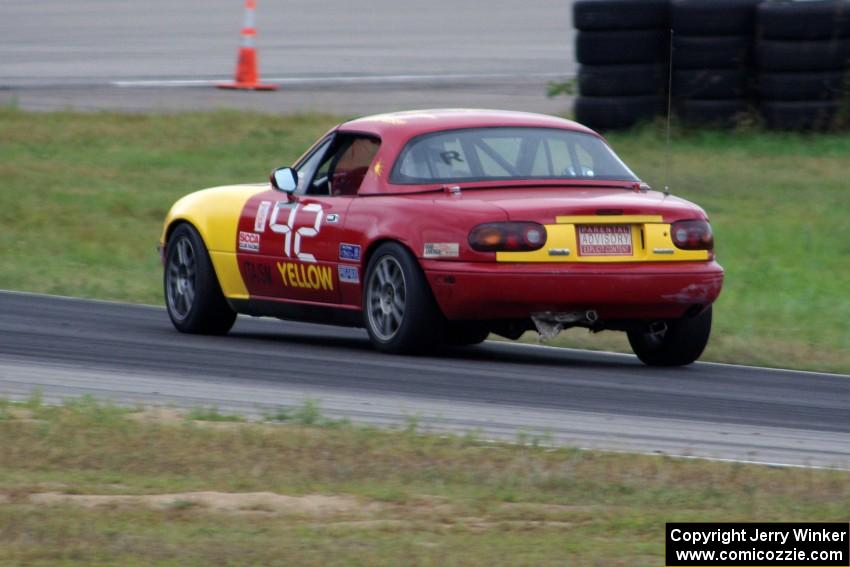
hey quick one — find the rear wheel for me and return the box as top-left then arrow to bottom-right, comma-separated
363,242 -> 442,354
627,306 -> 712,367
164,223 -> 236,335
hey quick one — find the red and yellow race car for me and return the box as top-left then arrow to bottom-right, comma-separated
160,109 -> 723,366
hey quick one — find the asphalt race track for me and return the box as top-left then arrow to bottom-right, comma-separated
1,0 -> 575,114
1,290 -> 848,469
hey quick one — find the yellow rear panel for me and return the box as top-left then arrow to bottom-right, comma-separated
496,215 -> 709,263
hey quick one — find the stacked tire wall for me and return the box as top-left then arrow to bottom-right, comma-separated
756,0 -> 850,129
573,0 -> 670,130
670,0 -> 759,127
572,0 -> 850,131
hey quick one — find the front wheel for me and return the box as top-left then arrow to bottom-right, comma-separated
164,223 -> 236,335
627,307 -> 713,367
363,242 -> 443,354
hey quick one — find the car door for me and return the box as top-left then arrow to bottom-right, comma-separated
235,133 -> 379,306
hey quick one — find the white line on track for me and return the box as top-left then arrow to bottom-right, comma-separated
110,72 -> 571,88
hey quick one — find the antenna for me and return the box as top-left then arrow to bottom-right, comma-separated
663,28 -> 674,197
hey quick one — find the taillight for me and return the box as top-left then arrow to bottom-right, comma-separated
671,220 -> 714,250
469,222 -> 547,252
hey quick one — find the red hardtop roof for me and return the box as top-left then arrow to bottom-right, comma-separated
339,108 -> 596,140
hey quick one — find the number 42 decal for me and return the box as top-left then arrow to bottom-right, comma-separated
259,201 -> 324,263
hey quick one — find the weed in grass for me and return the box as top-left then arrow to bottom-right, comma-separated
261,407 -> 292,422
291,398 -> 321,426
186,406 -> 245,423
403,414 -> 422,434
23,388 -> 43,412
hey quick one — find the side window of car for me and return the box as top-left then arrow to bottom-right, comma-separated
303,135 -> 380,196
329,137 -> 380,196
295,139 -> 332,193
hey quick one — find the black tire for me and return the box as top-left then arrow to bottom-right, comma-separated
673,68 -> 748,99
164,223 -> 237,335
574,0 -> 670,31
671,0 -> 761,36
576,30 -> 669,65
757,0 -> 850,41
627,306 -> 712,367
363,242 -> 443,354
574,95 -> 662,130
756,38 -> 850,71
677,98 -> 750,127
578,64 -> 666,96
444,322 -> 490,347
761,100 -> 842,130
673,35 -> 751,69
758,71 -> 848,101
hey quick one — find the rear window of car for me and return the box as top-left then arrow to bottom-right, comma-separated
390,127 -> 638,184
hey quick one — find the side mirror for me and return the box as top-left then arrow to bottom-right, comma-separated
270,167 -> 298,193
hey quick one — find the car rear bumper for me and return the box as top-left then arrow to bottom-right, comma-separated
422,260 -> 724,321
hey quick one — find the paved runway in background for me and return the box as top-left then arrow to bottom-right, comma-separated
0,0 -> 575,114
2,291 -> 849,469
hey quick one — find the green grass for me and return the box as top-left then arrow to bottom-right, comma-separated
1,397 -> 849,566
0,109 -> 847,373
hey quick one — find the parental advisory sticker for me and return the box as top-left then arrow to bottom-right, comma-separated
666,523 -> 849,566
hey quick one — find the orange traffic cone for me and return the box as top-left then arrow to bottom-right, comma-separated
218,0 -> 277,90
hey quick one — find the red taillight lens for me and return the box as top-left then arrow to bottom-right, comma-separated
469,222 -> 547,252
671,220 -> 714,251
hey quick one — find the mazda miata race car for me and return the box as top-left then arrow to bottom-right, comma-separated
160,109 -> 723,366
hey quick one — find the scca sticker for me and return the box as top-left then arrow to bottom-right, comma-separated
239,231 -> 261,252
277,261 -> 334,291
339,243 -> 361,262
338,265 -> 359,284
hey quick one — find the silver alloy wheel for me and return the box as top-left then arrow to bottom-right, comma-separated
166,236 -> 196,321
366,255 -> 407,341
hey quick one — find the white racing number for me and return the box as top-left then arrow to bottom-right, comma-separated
267,202 -> 324,262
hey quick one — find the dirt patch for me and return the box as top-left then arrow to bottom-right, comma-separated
28,491 -> 377,516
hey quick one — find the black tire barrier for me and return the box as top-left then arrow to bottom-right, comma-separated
574,95 -> 663,130
761,99 -> 842,129
578,64 -> 667,96
573,0 -> 670,31
757,0 -> 850,41
672,35 -> 751,69
569,0 -> 850,131
673,68 -> 748,99
758,71 -> 848,100
671,0 -> 762,36
677,98 -> 750,127
576,30 -> 669,65
756,38 -> 850,71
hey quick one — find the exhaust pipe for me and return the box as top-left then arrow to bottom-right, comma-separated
532,310 -> 601,341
